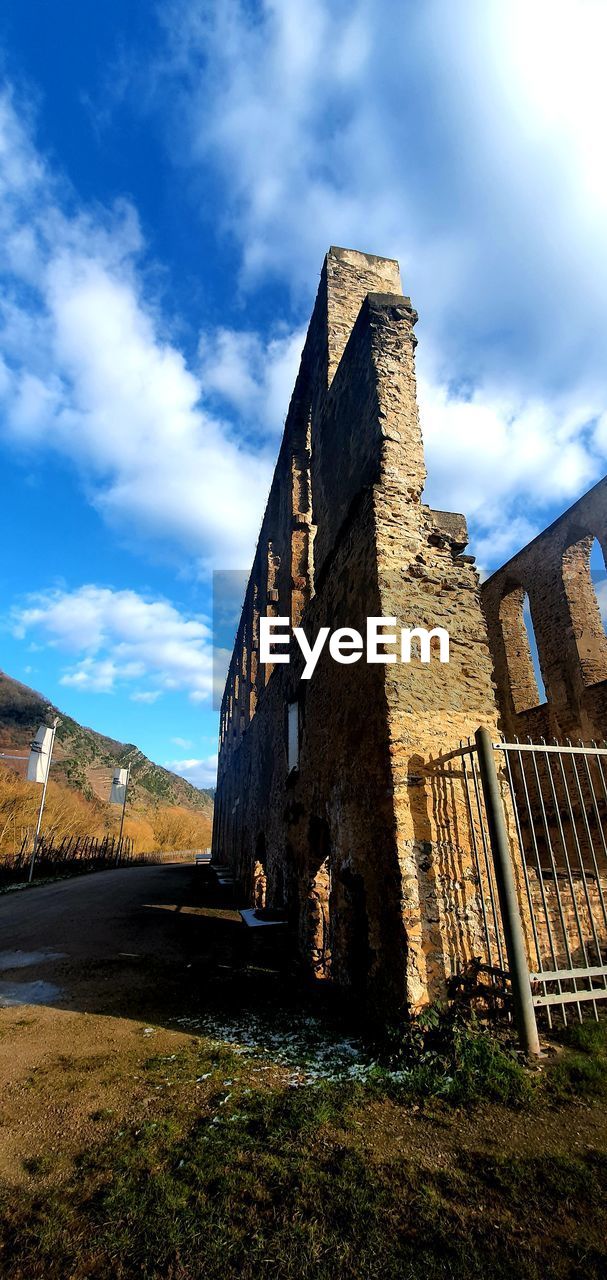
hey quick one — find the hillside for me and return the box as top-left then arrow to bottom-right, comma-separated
0,669 -> 214,831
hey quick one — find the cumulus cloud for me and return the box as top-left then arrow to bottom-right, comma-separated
418,379 -> 603,568
158,0 -> 607,377
0,89 -> 272,572
11,584 -> 214,702
61,657 -> 128,694
164,754 -> 218,788
3,3 -> 607,587
197,325 -> 305,433
151,0 -> 607,568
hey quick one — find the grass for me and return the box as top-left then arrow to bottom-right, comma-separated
377,1005 -> 535,1107
1,1015 -> 607,1280
546,1017 -> 607,1101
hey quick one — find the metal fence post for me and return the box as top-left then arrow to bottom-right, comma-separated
475,727 -> 540,1057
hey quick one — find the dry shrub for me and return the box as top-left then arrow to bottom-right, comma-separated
151,805 -> 212,852
121,814 -> 156,853
0,765 -> 212,859
0,768 -> 103,854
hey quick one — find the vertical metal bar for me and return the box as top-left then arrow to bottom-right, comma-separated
115,764 -> 131,866
463,741 -> 505,1006
585,744 -> 607,929
28,718 -> 58,884
475,728 -> 540,1057
568,743 -> 607,936
461,742 -> 493,969
541,739 -> 591,1019
502,745 -> 551,1026
528,740 -> 581,1020
469,744 -> 506,972
513,741 -> 566,1024
556,745 -> 605,1015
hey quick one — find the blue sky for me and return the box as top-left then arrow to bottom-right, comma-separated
0,0 -> 606,788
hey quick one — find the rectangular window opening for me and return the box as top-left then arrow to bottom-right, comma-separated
287,700 -> 300,773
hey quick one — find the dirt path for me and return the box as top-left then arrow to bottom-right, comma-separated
1,865 -> 607,1279
0,864 -> 217,1183
1,863 -> 606,1232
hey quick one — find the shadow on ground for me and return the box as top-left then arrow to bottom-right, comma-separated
0,863 -> 353,1042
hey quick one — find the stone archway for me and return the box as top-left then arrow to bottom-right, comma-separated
306,817 -> 332,978
252,832 -> 267,910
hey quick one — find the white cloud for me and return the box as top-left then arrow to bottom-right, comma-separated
61,657 -> 125,694
0,89 -> 272,572
164,754 -> 218,788
151,0 -> 607,568
11,584 -> 214,702
417,377 -> 602,567
158,0 -> 607,374
171,735 -> 193,748
198,325 -> 305,433
3,4 -> 607,588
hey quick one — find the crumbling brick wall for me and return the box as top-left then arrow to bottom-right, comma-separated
480,478 -> 607,744
480,485 -> 607,979
212,247 -> 502,1018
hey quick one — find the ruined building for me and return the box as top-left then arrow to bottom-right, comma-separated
481,477 -> 607,744
212,247 -> 505,1017
479,481 -> 607,1021
211,247 -> 607,1030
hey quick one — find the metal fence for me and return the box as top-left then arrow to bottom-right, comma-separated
455,730 -> 607,1049
0,830 -> 136,885
497,739 -> 607,1023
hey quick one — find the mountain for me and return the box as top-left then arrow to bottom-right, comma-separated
0,669 -> 214,820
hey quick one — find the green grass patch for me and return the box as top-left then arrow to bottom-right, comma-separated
2,1070 -> 606,1279
379,1006 -> 535,1107
546,1017 -> 607,1101
1,1033 -> 607,1280
21,1152 -> 57,1179
2,1014 -> 607,1278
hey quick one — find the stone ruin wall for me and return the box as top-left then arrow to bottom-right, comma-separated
481,482 -> 607,974
212,247 -> 505,1019
481,477 -> 607,745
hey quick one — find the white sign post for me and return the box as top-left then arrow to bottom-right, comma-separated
27,718 -> 59,883
110,765 -> 131,865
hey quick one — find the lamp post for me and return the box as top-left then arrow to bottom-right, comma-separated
110,764 -> 131,865
27,717 -> 59,883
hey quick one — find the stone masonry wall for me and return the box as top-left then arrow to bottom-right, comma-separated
481,477 -> 607,744
212,247 -> 502,1019
480,481 -> 607,980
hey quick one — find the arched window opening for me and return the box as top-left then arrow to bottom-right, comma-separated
252,833 -> 267,910
283,843 -> 300,933
306,817 -> 332,979
265,541 -> 281,685
287,699 -> 300,773
499,584 -> 546,713
273,863 -> 285,911
522,594 -> 547,706
290,427 -> 315,626
563,533 -> 607,685
249,583 -> 260,719
590,538 -> 607,637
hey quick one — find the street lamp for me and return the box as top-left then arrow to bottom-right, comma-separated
109,765 -> 131,865
27,717 -> 59,882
